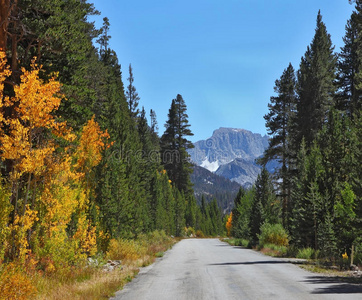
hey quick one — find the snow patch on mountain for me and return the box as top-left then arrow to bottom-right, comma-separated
200,157 -> 219,173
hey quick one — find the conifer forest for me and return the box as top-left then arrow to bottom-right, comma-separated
0,0 -> 361,298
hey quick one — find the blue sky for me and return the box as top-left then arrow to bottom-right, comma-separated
89,0 -> 355,142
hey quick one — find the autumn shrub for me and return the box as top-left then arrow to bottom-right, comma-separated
185,227 -> 195,237
258,223 -> 289,247
225,212 -> 232,237
107,239 -> 147,261
140,230 -> 174,254
196,230 -> 205,238
0,262 -> 36,300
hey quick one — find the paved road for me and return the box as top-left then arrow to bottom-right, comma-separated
111,239 -> 362,300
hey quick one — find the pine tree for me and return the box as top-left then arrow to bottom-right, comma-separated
296,11 -> 337,148
126,64 -> 140,119
174,189 -> 186,236
337,10 -> 361,117
317,212 -> 337,260
352,1 -> 362,118
291,141 -> 325,249
185,195 -> 197,228
161,94 -> 194,195
149,109 -> 160,148
263,63 -> 297,226
231,187 -> 254,239
97,17 -> 111,56
208,199 -> 223,236
248,168 -> 277,245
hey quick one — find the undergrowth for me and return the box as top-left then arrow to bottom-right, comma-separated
0,230 -> 175,300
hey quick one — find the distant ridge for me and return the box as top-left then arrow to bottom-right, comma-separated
188,127 -> 274,188
191,165 -> 241,213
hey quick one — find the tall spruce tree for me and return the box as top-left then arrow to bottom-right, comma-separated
351,1 -> 362,117
263,63 -> 297,227
161,94 -> 194,195
296,11 -> 337,148
126,64 -> 140,119
231,187 -> 254,239
337,9 -> 361,116
291,141 -> 325,249
96,17 -> 111,56
249,168 -> 277,245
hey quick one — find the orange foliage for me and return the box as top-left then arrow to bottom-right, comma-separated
0,263 -> 36,300
226,212 -> 232,237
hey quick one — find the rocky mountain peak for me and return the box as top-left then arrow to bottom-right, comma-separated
188,127 -> 269,170
188,128 -> 273,188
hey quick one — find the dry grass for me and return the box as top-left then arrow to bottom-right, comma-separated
33,231 -> 176,300
35,263 -> 140,300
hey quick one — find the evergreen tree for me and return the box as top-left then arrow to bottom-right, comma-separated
231,187 -> 245,237
352,1 -> 362,119
337,9 -> 361,117
185,195 -> 198,228
161,94 -> 194,195
263,63 -> 297,226
296,11 -> 337,148
291,141 -> 325,249
126,64 -> 140,119
150,109 -> 159,134
317,212 -> 337,260
174,189 -> 186,236
97,17 -> 111,56
149,109 -> 160,148
231,188 -> 254,239
249,168 -> 277,245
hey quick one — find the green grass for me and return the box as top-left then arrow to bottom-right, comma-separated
155,252 -> 164,257
296,247 -> 315,259
222,238 -> 249,248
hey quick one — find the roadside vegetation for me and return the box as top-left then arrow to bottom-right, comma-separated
0,0 -> 361,298
0,230 -> 175,300
222,1 -> 362,280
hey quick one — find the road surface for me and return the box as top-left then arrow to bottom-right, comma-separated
111,238 -> 362,300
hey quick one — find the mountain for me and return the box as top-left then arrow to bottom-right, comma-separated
188,128 -> 273,188
191,165 -> 241,213
215,158 -> 261,189
189,127 -> 269,171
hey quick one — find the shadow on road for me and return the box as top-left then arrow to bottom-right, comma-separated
209,260 -> 289,266
302,276 -> 362,294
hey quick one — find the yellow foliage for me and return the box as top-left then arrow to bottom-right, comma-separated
107,239 -> 147,261
75,116 -> 110,174
0,263 -> 36,300
73,214 -> 97,258
0,51 -> 108,295
0,57 -> 73,181
9,206 -> 38,263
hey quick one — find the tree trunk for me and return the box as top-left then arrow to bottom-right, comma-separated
0,0 -> 10,51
